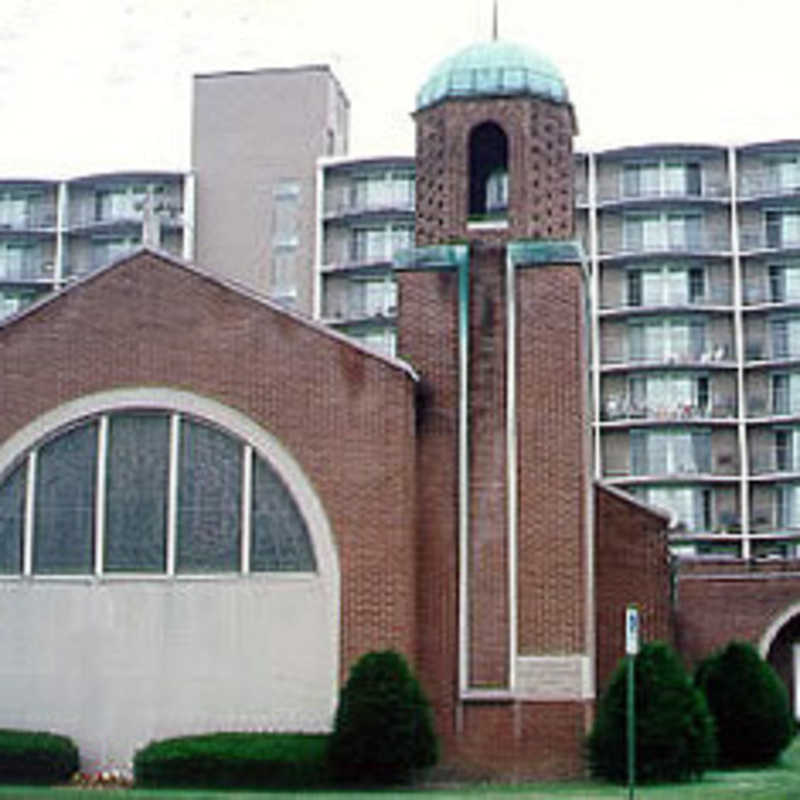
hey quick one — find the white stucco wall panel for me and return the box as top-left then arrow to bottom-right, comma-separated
0,574 -> 337,770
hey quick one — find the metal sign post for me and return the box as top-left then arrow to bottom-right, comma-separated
625,605 -> 639,800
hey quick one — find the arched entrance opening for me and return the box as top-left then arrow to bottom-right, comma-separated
760,604 -> 800,721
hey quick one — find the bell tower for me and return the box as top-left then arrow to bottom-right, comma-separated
397,39 -> 593,777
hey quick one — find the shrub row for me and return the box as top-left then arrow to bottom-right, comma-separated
133,731 -> 330,789
589,640 -> 796,784
0,729 -> 78,785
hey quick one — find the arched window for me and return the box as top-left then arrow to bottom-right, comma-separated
0,410 -> 316,576
468,121 -> 509,219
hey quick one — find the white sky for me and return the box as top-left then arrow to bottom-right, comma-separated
1,0 -> 799,178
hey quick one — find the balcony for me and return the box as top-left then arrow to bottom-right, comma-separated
323,189 -> 415,221
601,395 -> 736,424
743,340 -> 800,366
739,169 -> 800,201
0,203 -> 57,232
601,232 -> 730,259
600,284 -> 733,315
740,231 -> 800,254
601,343 -> 734,370
0,258 -> 55,285
597,182 -> 730,206
749,450 -> 800,477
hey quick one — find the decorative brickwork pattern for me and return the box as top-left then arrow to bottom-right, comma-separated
0,251 -> 419,680
414,96 -> 575,246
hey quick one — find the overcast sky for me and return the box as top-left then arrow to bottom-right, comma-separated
1,0 -> 799,178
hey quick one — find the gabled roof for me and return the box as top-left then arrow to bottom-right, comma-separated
0,247 -> 418,382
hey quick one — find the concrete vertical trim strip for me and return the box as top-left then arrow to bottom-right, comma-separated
241,444 -> 253,574
94,415 -> 109,576
587,153 -> 602,480
729,145 -> 750,559
458,253 -> 470,694
506,246 -> 518,691
23,450 -> 36,576
182,173 -> 196,263
313,160 -> 325,320
54,181 -> 67,288
167,413 -> 180,576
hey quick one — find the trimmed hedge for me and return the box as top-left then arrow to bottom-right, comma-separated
0,729 -> 79,785
695,641 -> 795,767
328,650 -> 438,785
133,732 -> 329,789
588,641 -> 716,783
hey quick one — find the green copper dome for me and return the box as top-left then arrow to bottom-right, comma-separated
416,40 -> 568,111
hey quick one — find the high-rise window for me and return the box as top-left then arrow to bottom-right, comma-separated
770,316 -> 800,359
629,318 -> 705,362
624,213 -> 702,252
623,161 -> 702,198
645,486 -> 712,531
627,265 -> 705,306
766,210 -> 800,249
628,373 -> 709,416
772,372 -> 800,414
630,429 -> 711,475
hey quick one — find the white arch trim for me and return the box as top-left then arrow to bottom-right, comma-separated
0,386 -> 339,590
759,602 -> 800,658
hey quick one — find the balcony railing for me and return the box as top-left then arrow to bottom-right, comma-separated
323,192 -> 415,220
740,231 -> 800,252
0,259 -> 54,283
743,341 -> 800,363
750,450 -> 800,475
0,205 -> 57,231
739,170 -> 800,200
601,396 -> 736,422
603,232 -> 730,257
68,206 -> 183,230
598,182 -> 730,205
602,343 -> 733,367
602,284 -> 733,311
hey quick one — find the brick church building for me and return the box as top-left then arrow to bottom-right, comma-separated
0,37 -> 797,779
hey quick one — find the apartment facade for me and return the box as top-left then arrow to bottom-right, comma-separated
315,141 -> 800,563
316,156 -> 415,356
0,172 -> 192,321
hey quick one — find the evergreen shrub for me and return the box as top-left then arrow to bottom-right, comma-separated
0,729 -> 79,785
133,732 -> 329,789
588,641 -> 715,783
328,650 -> 438,785
695,641 -> 794,767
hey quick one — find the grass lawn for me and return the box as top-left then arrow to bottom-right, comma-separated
0,736 -> 797,799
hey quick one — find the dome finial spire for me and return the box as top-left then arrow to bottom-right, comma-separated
492,0 -> 499,40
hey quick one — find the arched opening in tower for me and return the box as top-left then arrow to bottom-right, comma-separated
468,122 -> 509,219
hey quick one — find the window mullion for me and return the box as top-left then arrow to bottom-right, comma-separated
241,445 -> 252,575
167,413 -> 180,576
23,450 -> 36,576
94,415 -> 109,576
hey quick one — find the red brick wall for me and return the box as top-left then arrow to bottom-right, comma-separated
594,485 -> 674,692
396,266 -> 461,740
414,96 -> 575,246
468,245 -> 509,686
517,263 -> 589,654
675,559 -> 800,664
0,252 -> 419,679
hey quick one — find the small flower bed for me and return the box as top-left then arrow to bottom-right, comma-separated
70,768 -> 133,789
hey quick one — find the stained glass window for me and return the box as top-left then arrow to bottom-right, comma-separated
33,421 -> 97,574
105,413 -> 170,572
177,419 -> 241,573
0,461 -> 25,573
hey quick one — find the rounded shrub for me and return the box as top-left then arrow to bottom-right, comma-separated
328,650 -> 437,785
695,641 -> 794,767
0,729 -> 79,785
588,641 -> 715,783
133,732 -> 329,789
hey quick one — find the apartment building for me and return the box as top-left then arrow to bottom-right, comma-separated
315,156 -> 415,356
0,172 -> 191,320
192,65 -> 349,312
